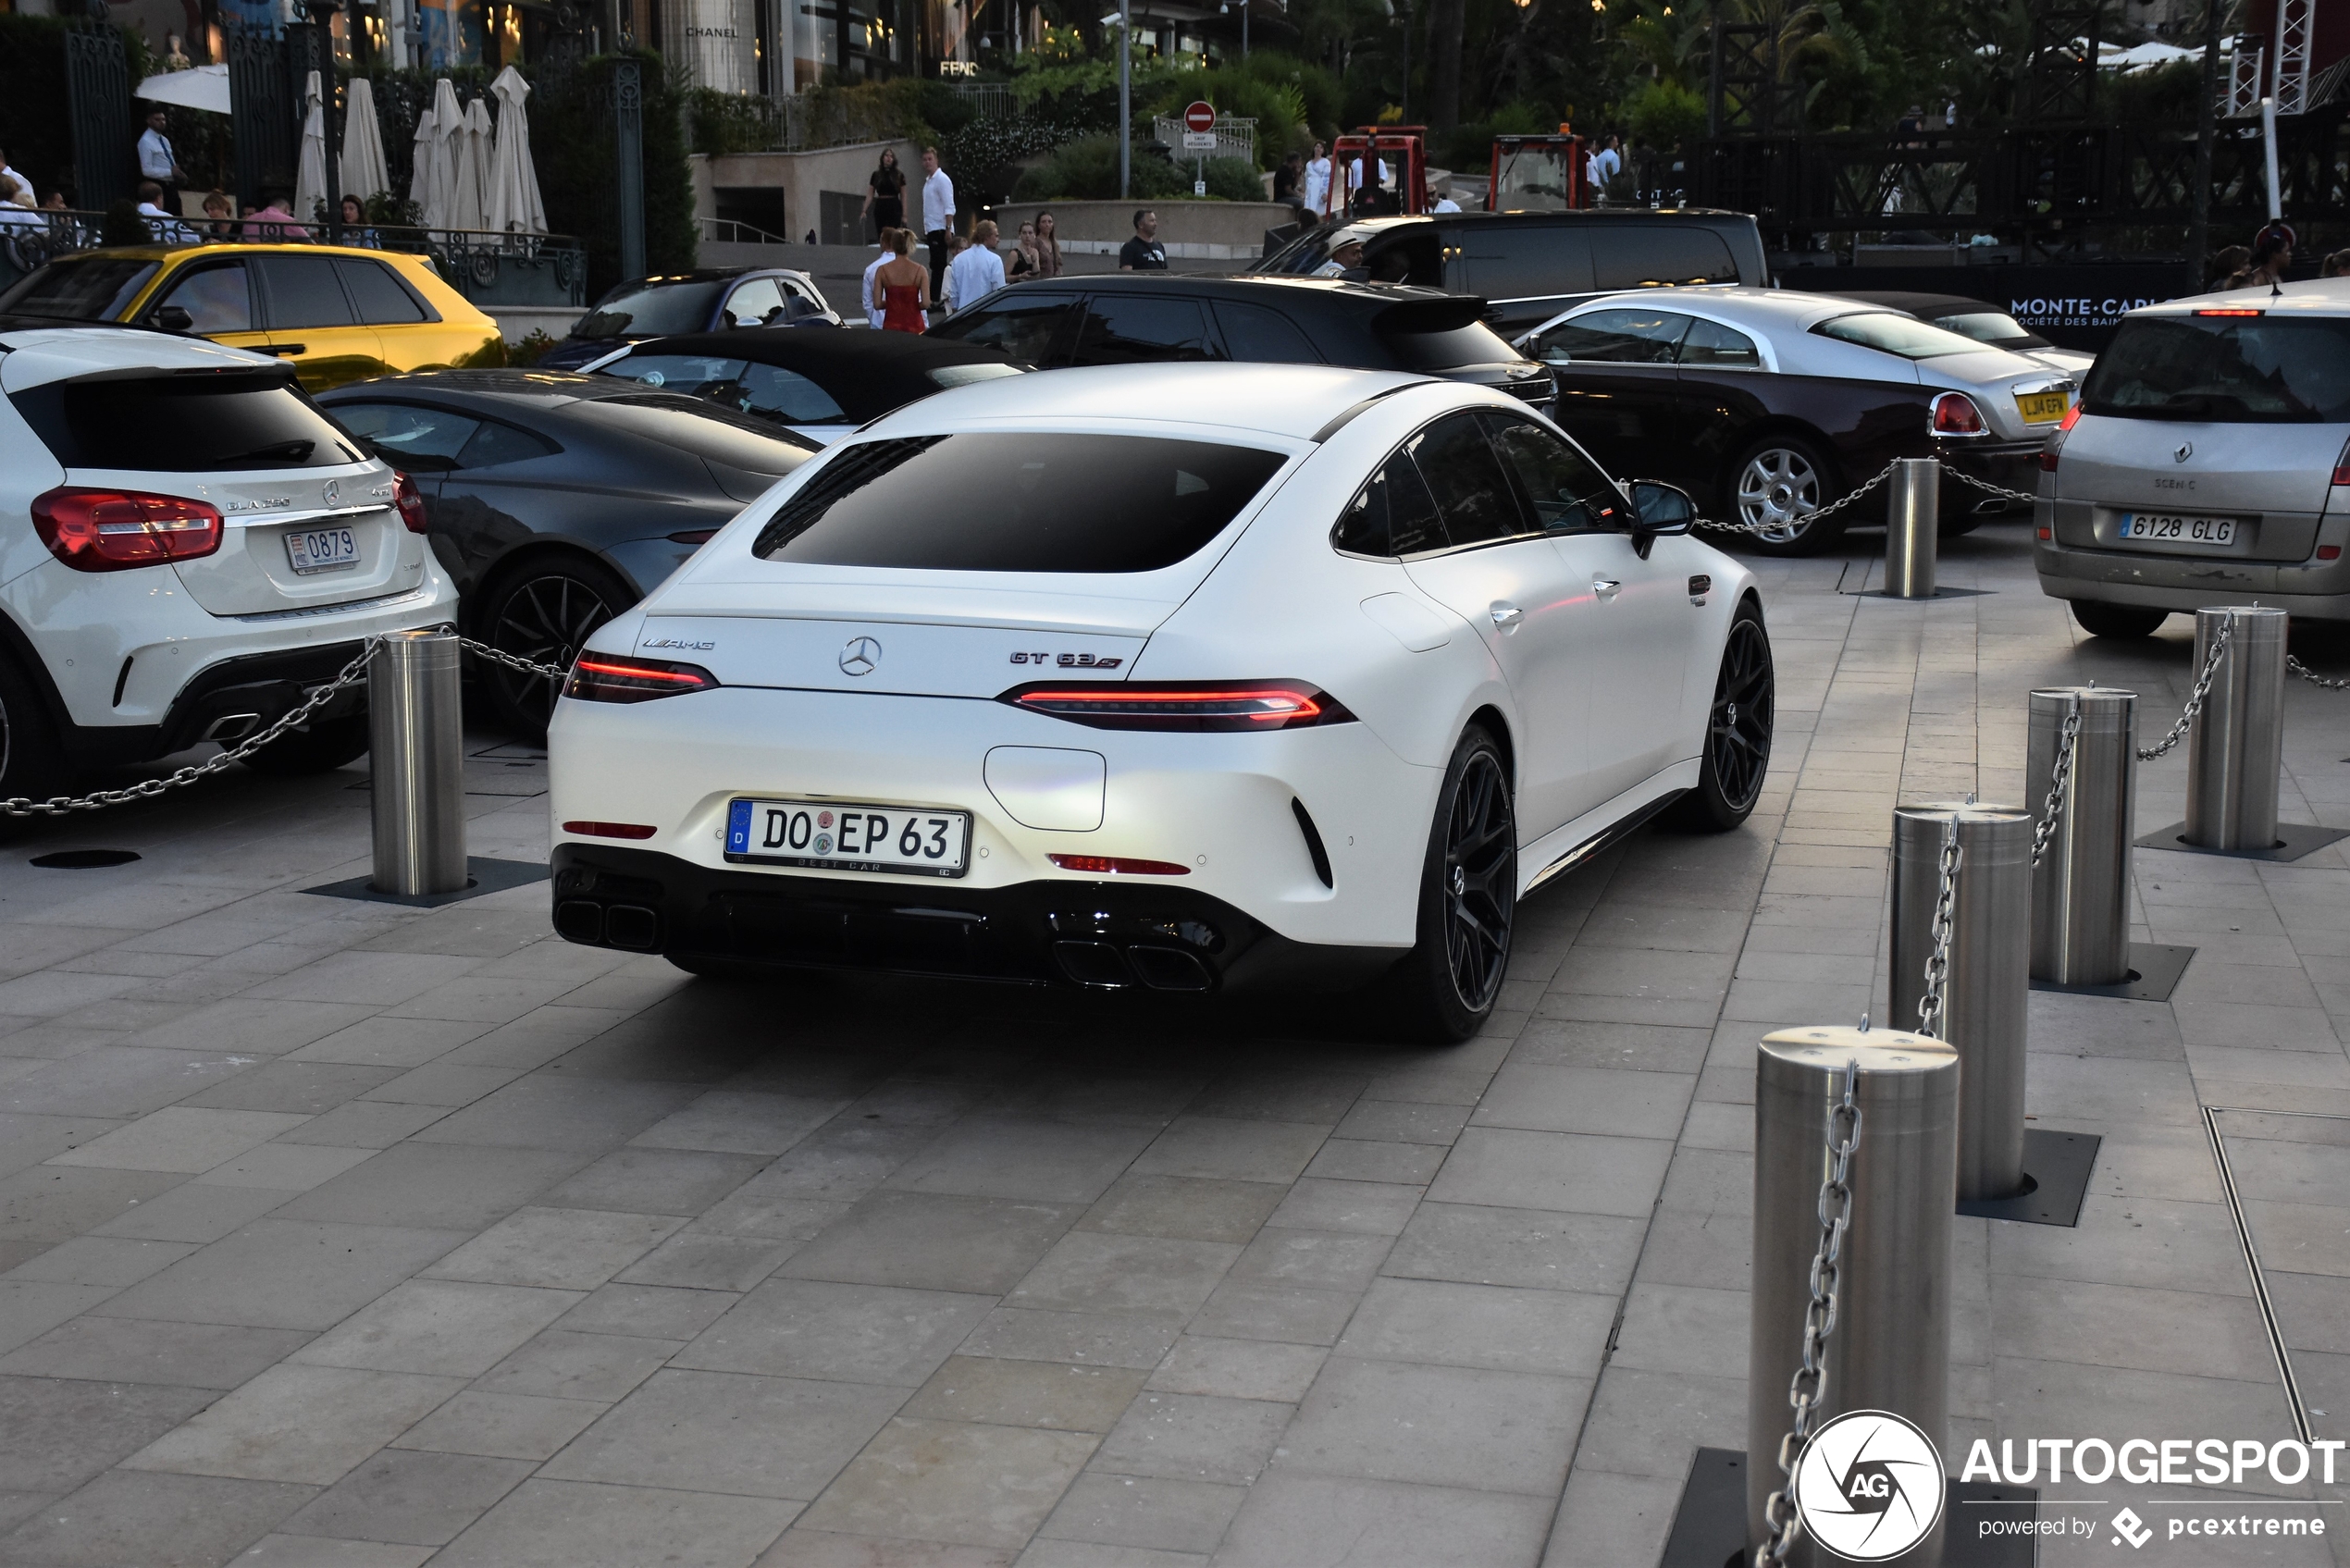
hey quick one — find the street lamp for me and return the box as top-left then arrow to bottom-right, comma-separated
1101,3 -> 1129,198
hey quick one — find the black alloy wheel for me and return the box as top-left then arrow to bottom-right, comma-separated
479,557 -> 634,741
0,653 -> 68,836
1668,603 -> 1775,833
1392,726 -> 1517,1042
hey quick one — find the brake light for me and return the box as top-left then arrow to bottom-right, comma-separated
2195,308 -> 2263,316
393,471 -> 428,534
2058,404 -> 2083,432
1047,854 -> 1190,876
2319,545 -> 2343,560
1004,682 -> 1351,733
2334,436 -> 2350,486
1929,392 -> 1985,437
562,656 -> 719,703
31,488 -> 223,572
563,821 -> 658,839
2040,451 -> 2059,473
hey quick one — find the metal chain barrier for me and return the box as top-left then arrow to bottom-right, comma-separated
2029,696 -> 2083,869
1913,819 -> 1963,1041
1753,1055 -> 1865,1568
0,636 -> 567,820
1937,465 -> 2040,508
2137,614 -> 2233,761
1693,462 -> 1900,538
2287,655 -> 2350,691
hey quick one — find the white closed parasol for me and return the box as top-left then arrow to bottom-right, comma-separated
485,66 -> 546,235
406,98 -> 438,220
423,77 -> 465,230
453,93 -> 496,233
292,69 -> 328,227
340,76 -> 392,204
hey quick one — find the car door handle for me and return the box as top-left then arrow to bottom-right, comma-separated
1592,577 -> 1622,600
258,343 -> 306,356
1490,602 -> 1523,630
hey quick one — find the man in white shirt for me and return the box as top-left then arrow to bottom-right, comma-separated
0,148 -> 32,207
946,219 -> 1005,314
920,146 -> 955,304
137,109 -> 186,213
135,180 -> 194,243
1587,134 -> 1621,201
1301,142 -> 1330,218
860,229 -> 894,327
1345,153 -> 1393,214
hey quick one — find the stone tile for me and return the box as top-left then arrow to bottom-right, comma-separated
292,1279 -> 581,1378
1263,1179 -> 1423,1238
1008,1232 -> 1242,1320
796,1417 -> 1100,1548
4,1235 -> 193,1287
390,1390 -> 606,1463
1569,1364 -> 1745,1481
1130,1117 -> 1330,1185
781,1191 -> 1080,1295
957,1308 -> 1181,1371
1335,1278 -> 1615,1377
629,1091 -> 849,1155
1215,1471 -> 1554,1567
1013,1542 -> 1202,1567
409,1076 -> 700,1151
1330,1099 -> 1472,1146
273,1101 -> 451,1150
676,1278 -> 996,1386
432,1478 -> 799,1568
1146,1337 -> 1327,1404
1425,1129 -> 1675,1217
903,1355 -> 1147,1433
1300,1140 -> 1445,1185
194,1142 -> 379,1191
1470,1063 -> 1695,1141
359,1062 -> 527,1108
1381,1204 -> 1647,1294
1276,1357 -> 1590,1495
1228,1228 -> 1391,1293
239,1537 -> 437,1566
0,1164 -> 185,1244
274,1143 -> 588,1231
422,1207 -> 684,1291
0,1374 -> 216,1494
615,1231 -> 799,1292
0,1469 -> 315,1568
180,1063 -> 403,1117
283,1017 -> 493,1069
761,1529 -> 1018,1566
130,998 -> 380,1056
472,1328 -> 677,1402
542,1146 -> 769,1216
1540,1467 -> 1685,1568
1991,1275 -> 2277,1383
98,1219 -> 467,1330
876,1117 -> 1159,1204
1095,1391 -> 1292,1485
276,1448 -> 534,1547
1186,1281 -> 1360,1347
1079,1175 -> 1288,1245
86,1180 -> 291,1244
542,1368 -> 903,1499
0,1316 -> 310,1389
1035,1473 -> 1243,1555
123,1363 -> 465,1485
1184,1074 -> 1364,1126
700,1120 -> 938,1207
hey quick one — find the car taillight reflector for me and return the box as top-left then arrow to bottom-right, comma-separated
563,821 -> 659,839
2040,451 -> 2059,472
2320,545 -> 2344,561
1048,854 -> 1190,876
2195,307 -> 2264,316
393,471 -> 428,534
1929,391 -> 1985,437
2058,404 -> 2083,432
563,656 -> 719,703
31,488 -> 222,572
1004,683 -> 1350,733
2038,526 -> 2053,540
2333,437 -> 2350,486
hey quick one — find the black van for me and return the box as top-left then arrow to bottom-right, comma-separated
1254,210 -> 1771,339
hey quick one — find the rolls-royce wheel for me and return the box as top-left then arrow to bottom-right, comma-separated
1726,435 -> 1847,557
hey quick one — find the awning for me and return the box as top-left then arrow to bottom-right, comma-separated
136,64 -> 231,116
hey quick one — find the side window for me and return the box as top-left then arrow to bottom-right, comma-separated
1459,227 -> 1593,302
1485,414 -> 1626,534
934,293 -> 1080,365
782,280 -> 829,322
336,259 -> 428,325
254,254 -> 355,329
723,278 -> 786,327
331,401 -> 480,469
1531,308 -> 1689,365
738,364 -> 849,423
149,260 -> 252,334
455,420 -> 559,469
1679,316 -> 1761,367
1070,296 -> 1222,365
1212,302 -> 1322,365
1588,228 -> 1739,290
1334,446 -> 1447,558
1407,412 -> 1531,548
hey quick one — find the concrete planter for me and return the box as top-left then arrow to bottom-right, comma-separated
984,199 -> 1299,261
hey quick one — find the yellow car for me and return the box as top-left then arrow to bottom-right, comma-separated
0,242 -> 504,390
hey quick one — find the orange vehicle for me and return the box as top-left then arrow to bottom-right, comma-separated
1325,127 -> 1433,217
1488,130 -> 1586,212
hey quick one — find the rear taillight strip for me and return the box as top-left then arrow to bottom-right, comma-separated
563,657 -> 720,704
1002,682 -> 1351,733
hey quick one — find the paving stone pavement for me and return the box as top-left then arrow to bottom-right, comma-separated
0,522 -> 2344,1566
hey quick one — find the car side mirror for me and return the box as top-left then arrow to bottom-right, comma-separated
1626,480 -> 1696,558
152,304 -> 193,332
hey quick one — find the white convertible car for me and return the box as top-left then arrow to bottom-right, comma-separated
546,364 -> 1772,1039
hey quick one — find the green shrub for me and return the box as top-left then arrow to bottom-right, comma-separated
1012,134 -> 1189,202
1624,79 -> 1705,154
528,53 -> 698,298
1201,156 -> 1263,202
505,328 -> 558,366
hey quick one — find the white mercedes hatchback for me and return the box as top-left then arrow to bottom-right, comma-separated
547,364 -> 1772,1039
0,320 -> 456,804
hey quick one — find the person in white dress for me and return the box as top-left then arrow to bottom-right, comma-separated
1301,142 -> 1330,219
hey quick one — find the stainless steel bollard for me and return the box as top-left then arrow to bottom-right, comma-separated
1884,457 -> 1939,599
369,629 -> 467,896
2028,687 -> 2138,985
1748,1026 -> 1958,1568
2183,605 -> 2289,852
1891,802 -> 2032,1202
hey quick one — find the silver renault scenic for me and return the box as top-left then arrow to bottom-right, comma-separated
2035,280 -> 2350,634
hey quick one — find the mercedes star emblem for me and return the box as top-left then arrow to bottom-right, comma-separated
2174,442 -> 2193,463
838,636 -> 882,677
322,478 -> 340,505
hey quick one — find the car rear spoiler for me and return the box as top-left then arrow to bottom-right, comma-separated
1369,295 -> 1492,336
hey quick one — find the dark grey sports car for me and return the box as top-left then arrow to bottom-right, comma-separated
316,370 -> 817,737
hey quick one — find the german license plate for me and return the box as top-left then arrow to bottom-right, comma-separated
2121,513 -> 2236,545
725,797 -> 971,878
284,525 -> 361,574
2016,390 -> 2071,424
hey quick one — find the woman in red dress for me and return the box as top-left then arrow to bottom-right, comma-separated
875,228 -> 930,333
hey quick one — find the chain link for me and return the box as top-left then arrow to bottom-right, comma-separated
2287,655 -> 2350,691
0,636 -> 567,820
2029,698 -> 2083,870
1913,819 -> 1963,1041
1693,462 -> 1901,538
1754,1056 -> 1865,1568
2136,613 -> 2233,761
1937,466 -> 2040,507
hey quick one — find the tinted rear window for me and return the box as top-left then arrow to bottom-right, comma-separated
256,254 -> 355,329
573,394 -> 817,469
593,352 -> 850,424
0,255 -> 159,320
337,259 -> 429,324
752,433 -> 1287,573
1384,320 -> 1522,370
2082,315 -> 2350,422
573,279 -> 726,340
1588,228 -> 1739,290
1815,312 -> 1985,360
11,372 -> 368,471
1457,228 -> 1592,301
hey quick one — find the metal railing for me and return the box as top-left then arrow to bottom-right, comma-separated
698,216 -> 796,246
1152,114 -> 1257,168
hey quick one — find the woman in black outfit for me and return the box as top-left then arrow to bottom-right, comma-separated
861,149 -> 907,243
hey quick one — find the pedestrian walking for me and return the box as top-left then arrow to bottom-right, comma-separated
861,148 -> 906,244
1008,220 -> 1045,279
1302,141 -> 1330,217
875,228 -> 931,333
920,145 -> 955,304
138,108 -> 187,215
947,217 -> 1006,312
0,148 -> 32,207
1033,210 -> 1065,277
1119,209 -> 1167,271
861,229 -> 897,327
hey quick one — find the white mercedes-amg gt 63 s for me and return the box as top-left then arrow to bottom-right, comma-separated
546,364 -> 1773,1040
